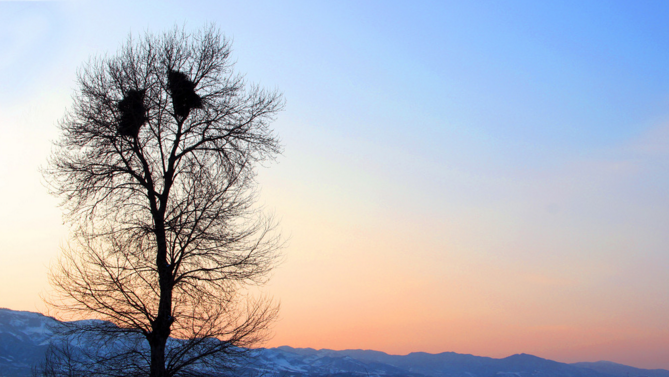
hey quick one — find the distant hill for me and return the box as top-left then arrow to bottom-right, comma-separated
253,347 -> 609,377
573,361 -> 669,377
1,308 -> 667,377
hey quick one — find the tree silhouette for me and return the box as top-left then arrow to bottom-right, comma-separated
41,26 -> 283,377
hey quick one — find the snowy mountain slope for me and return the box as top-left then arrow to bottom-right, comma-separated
0,309 -> 58,377
256,347 -> 611,377
244,347 -> 428,377
1,308 -> 668,377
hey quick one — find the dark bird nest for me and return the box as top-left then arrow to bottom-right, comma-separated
117,89 -> 147,138
168,70 -> 202,118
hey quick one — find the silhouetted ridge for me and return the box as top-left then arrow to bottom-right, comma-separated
504,353 -> 548,361
573,361 -> 669,377
168,70 -> 202,118
117,89 -> 147,137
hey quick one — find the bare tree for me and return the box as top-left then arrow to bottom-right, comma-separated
42,26 -> 283,377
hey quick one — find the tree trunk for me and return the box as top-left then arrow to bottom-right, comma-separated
150,219 -> 173,377
149,336 -> 167,377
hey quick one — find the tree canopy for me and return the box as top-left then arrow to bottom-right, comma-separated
42,26 -> 283,377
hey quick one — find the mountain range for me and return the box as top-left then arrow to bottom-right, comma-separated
1,308 -> 667,377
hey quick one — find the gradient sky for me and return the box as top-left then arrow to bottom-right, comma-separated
2,0 -> 669,370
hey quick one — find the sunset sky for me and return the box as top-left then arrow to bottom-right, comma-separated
3,0 -> 669,370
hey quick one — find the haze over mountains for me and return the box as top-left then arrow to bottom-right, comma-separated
1,308 -> 667,377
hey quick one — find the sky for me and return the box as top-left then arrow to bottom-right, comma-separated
2,0 -> 669,370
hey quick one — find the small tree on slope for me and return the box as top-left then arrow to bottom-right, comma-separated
42,26 -> 283,377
